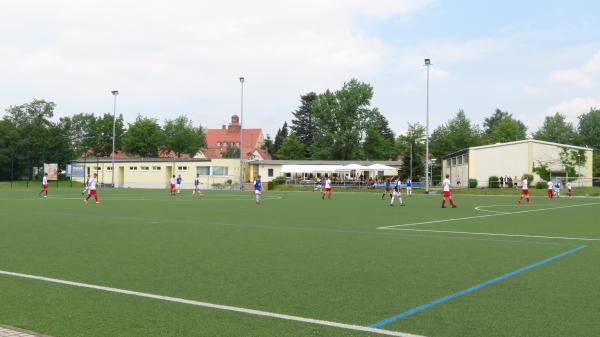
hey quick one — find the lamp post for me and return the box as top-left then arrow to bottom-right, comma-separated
111,90 -> 119,188
424,58 -> 431,193
239,77 -> 245,190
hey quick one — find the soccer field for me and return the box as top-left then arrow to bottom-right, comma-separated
0,188 -> 598,337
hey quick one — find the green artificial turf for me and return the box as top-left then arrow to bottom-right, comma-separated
0,188 -> 598,337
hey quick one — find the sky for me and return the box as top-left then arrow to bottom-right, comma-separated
1,0 -> 600,137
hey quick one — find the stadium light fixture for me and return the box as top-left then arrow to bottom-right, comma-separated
424,59 -> 431,193
111,90 -> 119,188
239,77 -> 245,190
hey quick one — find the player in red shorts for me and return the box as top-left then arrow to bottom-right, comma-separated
321,174 -> 332,200
518,176 -> 532,204
84,173 -> 100,204
566,181 -> 573,198
38,173 -> 49,198
546,180 -> 554,200
441,174 -> 456,208
169,175 -> 177,196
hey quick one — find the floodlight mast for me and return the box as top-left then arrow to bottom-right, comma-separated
111,90 -> 119,188
239,77 -> 245,190
424,59 -> 431,193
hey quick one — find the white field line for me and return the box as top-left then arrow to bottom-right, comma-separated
378,203 -> 600,229
473,206 -> 510,214
379,228 -> 600,241
0,270 -> 424,337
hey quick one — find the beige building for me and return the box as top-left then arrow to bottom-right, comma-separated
442,139 -> 593,187
73,157 -> 243,189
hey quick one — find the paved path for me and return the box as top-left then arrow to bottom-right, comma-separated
0,325 -> 51,337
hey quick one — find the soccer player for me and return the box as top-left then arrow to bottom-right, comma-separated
84,173 -> 100,204
518,176 -> 532,204
381,178 -> 391,199
192,173 -> 204,198
441,174 -> 456,208
169,175 -> 177,196
390,176 -> 405,206
253,175 -> 263,204
546,180 -> 554,200
554,179 -> 561,197
82,174 -> 91,196
38,173 -> 49,198
567,181 -> 573,197
321,174 -> 332,200
406,177 -> 413,197
314,177 -> 322,192
176,174 -> 183,195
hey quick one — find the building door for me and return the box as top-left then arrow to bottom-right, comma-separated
118,166 -> 125,187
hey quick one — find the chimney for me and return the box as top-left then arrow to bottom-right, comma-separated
228,114 -> 241,133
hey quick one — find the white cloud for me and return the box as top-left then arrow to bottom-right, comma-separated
583,51 -> 600,73
549,69 -> 592,87
545,97 -> 600,122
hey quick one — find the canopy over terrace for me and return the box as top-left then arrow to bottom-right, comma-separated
281,164 -> 342,175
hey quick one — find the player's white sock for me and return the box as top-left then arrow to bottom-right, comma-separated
255,195 -> 260,203
390,196 -> 395,205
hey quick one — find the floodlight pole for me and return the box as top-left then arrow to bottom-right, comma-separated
111,90 -> 119,188
424,59 -> 431,193
239,77 -> 245,190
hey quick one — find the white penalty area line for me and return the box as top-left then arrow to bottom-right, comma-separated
378,202 -> 600,229
0,270 -> 424,337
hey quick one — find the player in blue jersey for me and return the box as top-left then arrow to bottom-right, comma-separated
390,176 -> 405,206
253,175 -> 263,204
176,174 -> 183,195
405,177 -> 413,197
192,173 -> 204,198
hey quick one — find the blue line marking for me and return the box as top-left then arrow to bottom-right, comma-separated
369,244 -> 587,329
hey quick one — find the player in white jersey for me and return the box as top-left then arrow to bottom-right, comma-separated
84,173 -> 100,204
566,181 -> 573,197
321,174 -> 332,200
38,173 -> 49,198
518,176 -> 532,204
390,177 -> 405,206
546,180 -> 554,200
192,173 -> 204,198
441,174 -> 456,208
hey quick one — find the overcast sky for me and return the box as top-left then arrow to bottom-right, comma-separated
1,0 -> 600,137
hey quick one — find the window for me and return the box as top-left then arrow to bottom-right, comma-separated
177,166 -> 188,171
106,166 -> 113,171
197,166 -> 210,175
140,166 -> 150,171
268,168 -> 274,177
94,166 -> 102,171
212,166 -> 229,176
151,166 -> 162,171
128,166 -> 138,171
451,158 -> 456,166
446,159 -> 451,167
463,154 -> 469,164
457,156 -> 463,165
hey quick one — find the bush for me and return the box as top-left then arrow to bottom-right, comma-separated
535,181 -> 547,189
523,174 -> 534,184
267,176 -> 286,190
488,176 -> 499,188
468,179 -> 477,188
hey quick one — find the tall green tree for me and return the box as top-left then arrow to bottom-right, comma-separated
163,116 -> 205,157
83,113 -> 125,157
397,123 -> 426,179
122,116 -> 164,157
429,110 -> 481,159
363,110 -> 397,160
310,79 -> 377,160
272,122 -> 289,158
483,109 -> 527,143
261,134 -> 275,156
222,144 -> 240,158
290,92 -> 318,157
276,133 -> 306,160
533,112 -> 577,144
577,108 -> 600,176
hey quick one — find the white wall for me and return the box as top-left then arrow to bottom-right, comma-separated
470,142 -> 530,186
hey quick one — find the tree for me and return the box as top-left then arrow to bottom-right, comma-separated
483,109 -> 527,143
429,110 -> 481,159
310,79 -> 377,160
222,144 -> 240,158
534,112 -> 577,145
290,92 -> 318,157
363,110 -> 397,160
397,123 -> 426,179
276,133 -> 306,160
83,113 -> 125,157
122,116 -> 164,157
578,108 -> 600,149
272,122 -> 289,158
59,113 -> 96,156
261,134 -> 275,156
163,116 -> 205,157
